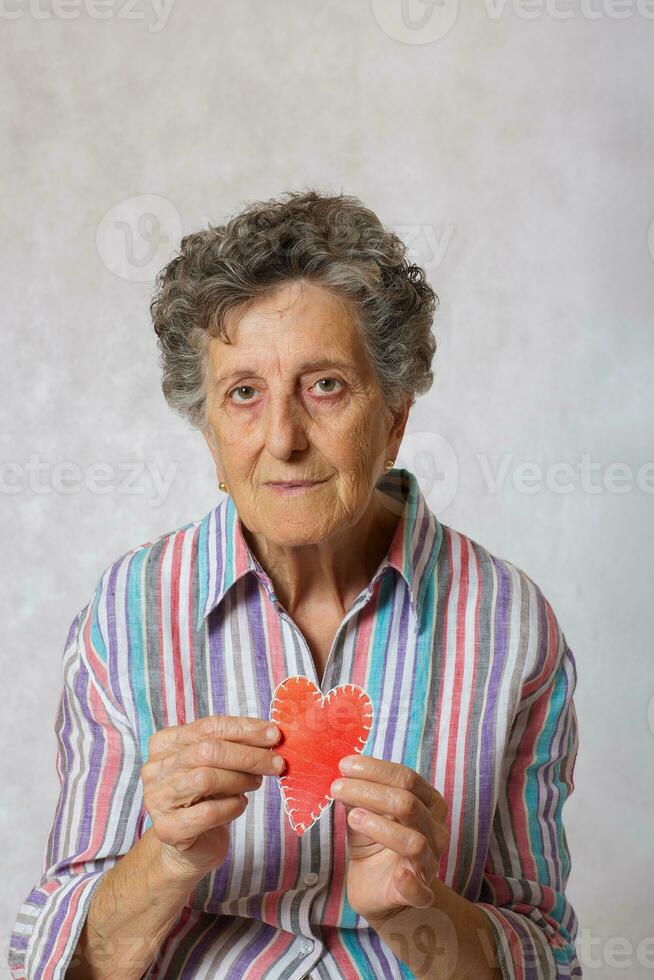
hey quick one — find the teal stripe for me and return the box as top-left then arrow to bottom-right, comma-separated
525,662 -> 569,887
366,572 -> 396,710
196,511 -> 210,625
338,572 -> 396,930
126,548 -> 154,762
402,577 -> 435,772
224,494 -> 237,582
89,582 -> 107,664
557,712 -> 574,884
553,942 -> 577,964
339,930 -> 380,980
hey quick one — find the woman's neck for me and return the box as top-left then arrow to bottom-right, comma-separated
241,486 -> 403,621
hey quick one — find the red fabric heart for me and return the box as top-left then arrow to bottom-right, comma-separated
270,675 -> 374,835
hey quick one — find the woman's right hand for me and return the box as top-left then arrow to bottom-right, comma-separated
140,714 -> 284,881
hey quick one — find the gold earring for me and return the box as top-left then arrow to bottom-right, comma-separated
385,459 -> 395,471
219,480 -> 228,493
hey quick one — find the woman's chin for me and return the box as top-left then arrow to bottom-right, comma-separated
252,499 -> 340,545
256,523 -> 335,548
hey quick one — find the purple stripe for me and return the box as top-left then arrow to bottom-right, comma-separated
36,875 -> 97,980
226,921 -> 279,978
76,655 -> 103,852
367,926 -> 398,978
247,586 -> 282,900
106,559 -> 122,702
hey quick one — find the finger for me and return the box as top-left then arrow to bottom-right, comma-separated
155,794 -> 249,847
339,756 -> 446,815
174,737 -> 285,778
166,767 -> 263,808
394,865 -> 435,909
341,802 -> 385,852
347,808 -> 439,884
150,715 -> 280,756
331,777 -> 442,847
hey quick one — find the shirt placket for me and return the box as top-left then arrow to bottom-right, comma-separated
256,567 -> 388,978
261,567 -> 388,691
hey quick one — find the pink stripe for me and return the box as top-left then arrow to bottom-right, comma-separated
247,929 -> 295,975
522,598 -> 559,699
507,689 -> 551,886
170,531 -> 186,725
478,905 -> 526,980
187,528 -> 199,720
157,536 -> 170,727
76,680 -> 119,863
350,592 -> 377,689
40,877 -> 93,980
322,925 -> 358,976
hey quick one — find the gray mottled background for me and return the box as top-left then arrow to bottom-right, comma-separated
2,1 -> 653,976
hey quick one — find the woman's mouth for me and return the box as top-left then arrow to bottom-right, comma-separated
265,478 -> 329,494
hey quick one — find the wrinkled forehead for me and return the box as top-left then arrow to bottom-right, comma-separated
206,281 -> 371,380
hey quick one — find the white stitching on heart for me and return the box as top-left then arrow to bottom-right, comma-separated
269,676 -> 374,835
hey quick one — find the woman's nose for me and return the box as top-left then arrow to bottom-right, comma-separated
263,395 -> 309,458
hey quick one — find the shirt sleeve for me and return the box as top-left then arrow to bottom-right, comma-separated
475,638 -> 582,980
8,576 -> 145,980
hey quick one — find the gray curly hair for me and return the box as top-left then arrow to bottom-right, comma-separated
150,188 -> 438,430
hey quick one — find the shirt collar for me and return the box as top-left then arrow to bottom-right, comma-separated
195,466 -> 442,629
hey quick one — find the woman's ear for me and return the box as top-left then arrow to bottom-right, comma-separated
387,397 -> 412,457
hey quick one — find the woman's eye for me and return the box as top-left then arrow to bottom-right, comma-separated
228,378 -> 342,404
312,377 -> 343,396
229,385 -> 257,403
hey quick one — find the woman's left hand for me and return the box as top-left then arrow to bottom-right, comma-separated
330,755 -> 450,925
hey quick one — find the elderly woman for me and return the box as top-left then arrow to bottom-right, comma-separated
10,190 -> 581,980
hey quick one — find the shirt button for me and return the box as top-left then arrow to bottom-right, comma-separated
299,939 -> 314,954
303,872 -> 319,886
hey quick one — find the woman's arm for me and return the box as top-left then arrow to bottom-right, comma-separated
474,640 -> 582,979
8,573 -> 191,980
66,827 -> 204,980
331,605 -> 581,979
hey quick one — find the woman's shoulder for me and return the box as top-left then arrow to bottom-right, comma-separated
84,500 -> 224,622
117,514 -> 205,564
436,521 -> 573,699
437,520 -> 562,613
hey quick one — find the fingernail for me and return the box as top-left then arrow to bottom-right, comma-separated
265,725 -> 279,742
339,756 -> 359,773
330,779 -> 344,794
272,754 -> 285,773
348,807 -> 365,824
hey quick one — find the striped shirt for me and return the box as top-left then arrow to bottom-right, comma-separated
8,466 -> 581,980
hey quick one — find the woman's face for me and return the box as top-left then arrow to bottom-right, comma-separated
201,279 -> 410,546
